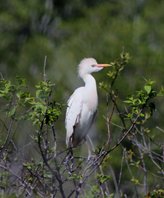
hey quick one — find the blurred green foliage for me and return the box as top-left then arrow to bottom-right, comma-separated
0,0 -> 163,127
0,0 -> 163,84
0,0 -> 164,197
0,51 -> 162,197
0,78 -> 61,125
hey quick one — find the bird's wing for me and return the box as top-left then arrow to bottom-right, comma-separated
65,87 -> 84,147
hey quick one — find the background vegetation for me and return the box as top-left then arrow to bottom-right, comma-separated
0,0 -> 164,197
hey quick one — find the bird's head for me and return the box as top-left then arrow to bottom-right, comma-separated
78,58 -> 110,78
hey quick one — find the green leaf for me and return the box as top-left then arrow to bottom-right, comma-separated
99,81 -> 108,91
144,85 -> 151,94
96,173 -> 111,184
7,106 -> 16,117
131,177 -> 140,185
158,86 -> 164,96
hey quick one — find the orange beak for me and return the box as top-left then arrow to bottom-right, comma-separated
96,63 -> 111,67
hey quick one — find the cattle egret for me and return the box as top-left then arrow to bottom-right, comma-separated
65,58 -> 110,156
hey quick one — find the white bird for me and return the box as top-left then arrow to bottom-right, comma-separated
65,58 -> 110,154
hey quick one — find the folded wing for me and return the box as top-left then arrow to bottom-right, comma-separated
65,87 -> 84,147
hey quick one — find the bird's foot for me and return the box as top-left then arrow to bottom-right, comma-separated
87,153 -> 97,162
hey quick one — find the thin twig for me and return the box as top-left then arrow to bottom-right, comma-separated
0,164 -> 33,196
37,119 -> 66,198
105,103 -> 115,146
118,148 -> 125,188
0,119 -> 14,155
43,55 -> 47,82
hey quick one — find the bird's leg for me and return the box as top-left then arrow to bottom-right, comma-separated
86,137 -> 110,196
65,147 -> 74,173
69,148 -> 74,172
86,135 -> 95,160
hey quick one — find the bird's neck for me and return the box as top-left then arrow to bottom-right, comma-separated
83,74 -> 97,91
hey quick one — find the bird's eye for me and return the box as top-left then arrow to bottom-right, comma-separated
91,64 -> 96,67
